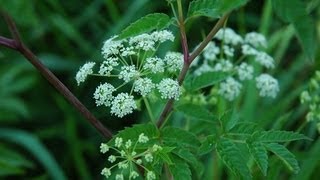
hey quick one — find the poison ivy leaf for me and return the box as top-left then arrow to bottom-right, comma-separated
253,131 -> 311,143
187,0 -> 249,19
169,155 -> 192,180
161,127 -> 200,151
175,103 -> 217,121
247,142 -> 268,176
184,71 -> 230,91
264,143 -> 300,173
271,0 -> 316,60
117,13 -> 171,39
216,138 -> 251,179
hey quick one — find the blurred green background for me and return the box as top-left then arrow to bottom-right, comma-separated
0,0 -> 319,179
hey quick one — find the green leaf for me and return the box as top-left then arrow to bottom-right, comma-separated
169,155 -> 192,180
229,122 -> 259,136
174,148 -> 204,178
253,131 -> 311,143
0,128 -> 66,180
175,103 -> 217,121
198,135 -> 216,155
216,138 -> 251,179
161,127 -> 200,151
264,143 -> 300,173
220,109 -> 239,132
117,13 -> 171,39
184,71 -> 230,91
247,142 -> 268,176
187,0 -> 249,19
271,0 -> 316,60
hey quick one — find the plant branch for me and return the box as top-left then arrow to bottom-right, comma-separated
157,13 -> 230,128
0,11 -> 113,139
189,13 -> 230,63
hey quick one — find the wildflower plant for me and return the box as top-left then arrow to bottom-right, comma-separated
70,0 -> 313,179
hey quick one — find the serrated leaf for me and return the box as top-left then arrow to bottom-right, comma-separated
117,13 -> 171,39
161,127 -> 200,151
229,122 -> 259,136
169,155 -> 192,180
199,135 -> 216,155
271,0 -> 316,60
174,148 -> 204,178
108,124 -> 159,148
187,0 -> 249,19
253,131 -> 311,143
184,71 -> 230,91
175,103 -> 217,121
220,109 -> 239,132
216,138 -> 252,179
247,142 -> 268,176
264,143 -> 300,173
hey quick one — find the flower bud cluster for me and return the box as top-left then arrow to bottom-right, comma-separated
75,30 -> 183,117
300,71 -> 320,132
100,133 -> 162,179
192,28 -> 279,101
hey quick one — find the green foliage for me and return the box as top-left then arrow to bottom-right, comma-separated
252,131 -> 311,143
0,128 -> 66,180
117,13 -> 171,39
187,0 -> 249,19
184,71 -> 230,91
175,103 -> 216,121
247,142 -> 268,175
271,0 -> 316,59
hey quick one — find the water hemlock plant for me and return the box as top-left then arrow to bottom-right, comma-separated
73,1 -> 313,179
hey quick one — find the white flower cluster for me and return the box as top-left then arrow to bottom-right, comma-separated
75,30 -> 184,118
100,133 -> 162,180
192,28 -> 279,101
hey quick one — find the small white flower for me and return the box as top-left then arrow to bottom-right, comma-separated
120,150 -> 126,157
115,174 -> 124,180
151,30 -> 175,43
143,57 -> 165,73
152,144 -> 162,152
138,133 -> 149,143
115,137 -> 123,148
101,168 -> 111,178
203,41 -> 220,61
125,140 -> 132,149
164,51 -> 184,72
144,153 -> 153,162
118,161 -> 128,169
119,65 -> 139,82
256,74 -> 279,98
136,159 -> 142,165
130,171 -> 139,179
134,78 -> 155,96
215,28 -> 243,45
108,155 -> 116,163
237,62 -> 254,81
194,62 -> 214,76
99,57 -> 119,75
100,143 -> 109,153
222,45 -> 235,57
75,62 -> 95,85
218,77 -> 242,101
244,32 -> 267,48
241,44 -> 259,56
157,78 -> 181,100
146,171 -> 156,180
101,36 -> 124,58
111,93 -> 137,118
255,52 -> 275,69
129,33 -> 155,51
121,46 -> 136,57
131,151 -> 137,156
93,83 -> 115,107
213,59 -> 233,72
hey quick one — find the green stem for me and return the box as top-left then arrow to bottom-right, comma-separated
143,97 -> 155,122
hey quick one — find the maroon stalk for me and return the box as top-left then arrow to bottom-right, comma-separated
0,11 -> 113,139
